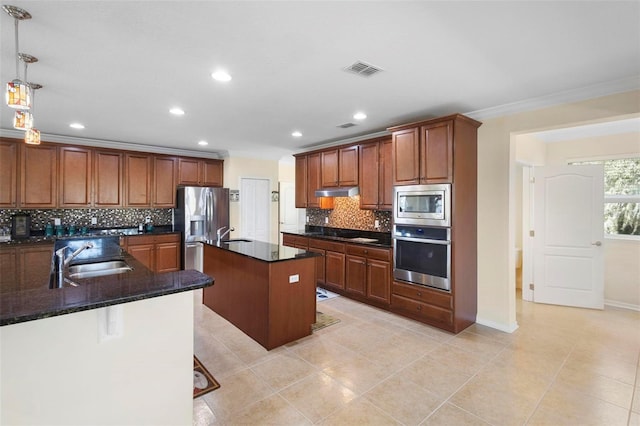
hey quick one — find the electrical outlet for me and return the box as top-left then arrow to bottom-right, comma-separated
374,220 -> 380,228
324,217 -> 329,224
91,217 -> 97,225
289,274 -> 299,283
54,218 -> 61,226
145,216 -> 151,223
306,216 -> 309,223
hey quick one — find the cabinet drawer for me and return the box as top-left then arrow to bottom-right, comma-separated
282,234 -> 308,248
391,294 -> 453,328
126,235 -> 155,245
308,238 -> 344,253
345,244 -> 390,261
392,281 -> 452,310
154,233 -> 180,243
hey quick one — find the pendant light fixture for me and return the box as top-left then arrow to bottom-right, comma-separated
13,53 -> 37,130
24,83 -> 42,145
3,5 -> 32,109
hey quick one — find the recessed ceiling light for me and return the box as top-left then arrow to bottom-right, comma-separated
211,70 -> 232,82
292,131 -> 302,137
353,112 -> 367,120
69,123 -> 85,129
169,107 -> 185,115
198,140 -> 208,146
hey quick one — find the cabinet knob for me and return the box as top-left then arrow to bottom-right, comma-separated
364,250 -> 368,254
416,291 -> 422,297
416,305 -> 422,311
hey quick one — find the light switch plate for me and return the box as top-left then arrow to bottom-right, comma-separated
91,217 -> 97,225
289,274 -> 299,283
54,218 -> 61,226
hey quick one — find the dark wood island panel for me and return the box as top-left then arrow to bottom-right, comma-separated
202,243 -> 317,350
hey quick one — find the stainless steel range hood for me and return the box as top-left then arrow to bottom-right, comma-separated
314,187 -> 359,197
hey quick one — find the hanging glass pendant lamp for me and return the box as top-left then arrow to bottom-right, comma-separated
13,54 -> 37,130
3,5 -> 32,109
24,83 -> 42,145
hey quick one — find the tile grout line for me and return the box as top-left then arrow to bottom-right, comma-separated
628,349 -> 640,426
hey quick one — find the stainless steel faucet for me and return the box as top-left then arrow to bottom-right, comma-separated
56,242 -> 94,285
216,226 -> 235,244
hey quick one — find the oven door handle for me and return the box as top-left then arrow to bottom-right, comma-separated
394,236 -> 451,245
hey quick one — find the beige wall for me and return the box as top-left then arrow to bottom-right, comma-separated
544,132 -> 640,165
477,90 -> 640,332
224,157 -> 280,243
1,292 -> 194,425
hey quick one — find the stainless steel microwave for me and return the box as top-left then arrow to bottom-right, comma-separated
393,184 -> 451,227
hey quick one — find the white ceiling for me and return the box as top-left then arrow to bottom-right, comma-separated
1,1 -> 639,160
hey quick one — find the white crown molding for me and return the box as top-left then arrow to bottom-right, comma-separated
293,130 -> 390,155
0,129 -> 225,159
465,76 -> 640,121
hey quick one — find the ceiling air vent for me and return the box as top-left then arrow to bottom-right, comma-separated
337,122 -> 357,129
343,60 -> 383,77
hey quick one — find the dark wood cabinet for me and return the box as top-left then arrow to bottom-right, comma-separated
282,234 -> 308,249
0,140 -> 18,208
153,156 -> 177,207
391,281 -> 454,329
320,146 -> 358,188
0,244 -> 53,294
421,120 -> 453,183
321,150 -> 339,188
325,250 -> 345,291
294,156 -> 307,208
59,146 -> 92,207
306,153 -> 322,208
20,143 -> 57,208
177,157 -> 223,187
345,244 -> 391,306
94,150 -> 123,207
391,127 -> 420,185
358,137 -> 392,211
125,233 -> 180,273
125,153 -> 152,207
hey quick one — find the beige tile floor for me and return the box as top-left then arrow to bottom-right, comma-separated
193,289 -> 640,425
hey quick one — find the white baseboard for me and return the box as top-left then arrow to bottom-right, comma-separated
475,316 -> 519,334
604,299 -> 640,312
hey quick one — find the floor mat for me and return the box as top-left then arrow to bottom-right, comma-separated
194,355 -> 220,398
311,311 -> 340,331
316,287 -> 339,301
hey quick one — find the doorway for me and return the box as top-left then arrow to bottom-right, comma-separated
240,177 -> 270,242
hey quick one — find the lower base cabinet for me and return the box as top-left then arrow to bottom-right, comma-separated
124,233 -> 180,273
390,280 -> 454,331
345,244 -> 391,306
0,244 -> 54,293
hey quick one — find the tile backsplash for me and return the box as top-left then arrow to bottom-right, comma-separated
0,208 -> 173,231
306,196 -> 391,232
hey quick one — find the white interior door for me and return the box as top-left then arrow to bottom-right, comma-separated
240,178 -> 270,242
533,165 -> 604,309
278,181 -> 299,243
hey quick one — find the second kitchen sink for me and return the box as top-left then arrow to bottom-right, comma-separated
68,260 -> 133,279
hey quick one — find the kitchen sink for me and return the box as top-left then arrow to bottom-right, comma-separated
223,239 -> 252,243
348,237 -> 378,243
68,260 -> 133,279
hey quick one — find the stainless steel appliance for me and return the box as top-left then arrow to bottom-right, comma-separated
393,224 -> 451,291
394,184 -> 451,227
175,187 -> 229,272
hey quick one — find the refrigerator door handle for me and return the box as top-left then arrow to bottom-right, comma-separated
205,190 -> 210,238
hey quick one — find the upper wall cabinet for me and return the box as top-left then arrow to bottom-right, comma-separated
177,158 -> 223,187
0,140 -> 18,208
389,115 -> 480,185
153,156 -> 177,207
125,153 -> 152,207
20,143 -> 58,208
320,146 -> 359,188
94,150 -> 123,207
294,155 -> 307,208
59,146 -> 92,207
359,137 -> 393,211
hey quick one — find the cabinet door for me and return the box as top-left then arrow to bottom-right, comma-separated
324,251 -> 345,290
177,158 -> 200,185
339,146 -> 359,186
20,144 -> 57,208
125,154 -> 151,207
421,121 -> 453,183
0,141 -> 18,208
392,127 -> 420,185
94,150 -> 123,207
294,156 -> 307,208
153,156 -> 177,207
307,153 -> 322,208
345,255 -> 366,296
201,160 -> 223,187
307,247 -> 325,284
0,249 -> 18,293
359,143 -> 379,209
127,243 -> 154,271
378,138 -> 393,210
59,146 -> 92,207
367,259 -> 391,304
155,241 -> 180,273
321,150 -> 339,188
18,245 -> 53,291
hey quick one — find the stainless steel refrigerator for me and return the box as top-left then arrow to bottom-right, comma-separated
175,187 -> 229,272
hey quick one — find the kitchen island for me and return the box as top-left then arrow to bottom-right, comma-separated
203,239 -> 318,350
0,236 -> 212,426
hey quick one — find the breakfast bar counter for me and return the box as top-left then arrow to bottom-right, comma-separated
202,239 -> 319,350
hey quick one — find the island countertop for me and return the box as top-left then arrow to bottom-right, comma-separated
202,238 -> 320,262
0,239 -> 212,326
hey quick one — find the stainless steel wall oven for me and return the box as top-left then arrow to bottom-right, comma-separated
393,224 -> 451,291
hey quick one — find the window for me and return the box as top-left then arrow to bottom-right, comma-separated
571,158 -> 640,236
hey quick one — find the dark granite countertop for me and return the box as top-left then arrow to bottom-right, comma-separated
282,226 -> 392,248
203,239 -> 320,262
1,225 -> 179,246
0,237 -> 212,327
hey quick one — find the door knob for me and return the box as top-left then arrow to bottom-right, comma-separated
591,241 -> 602,246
